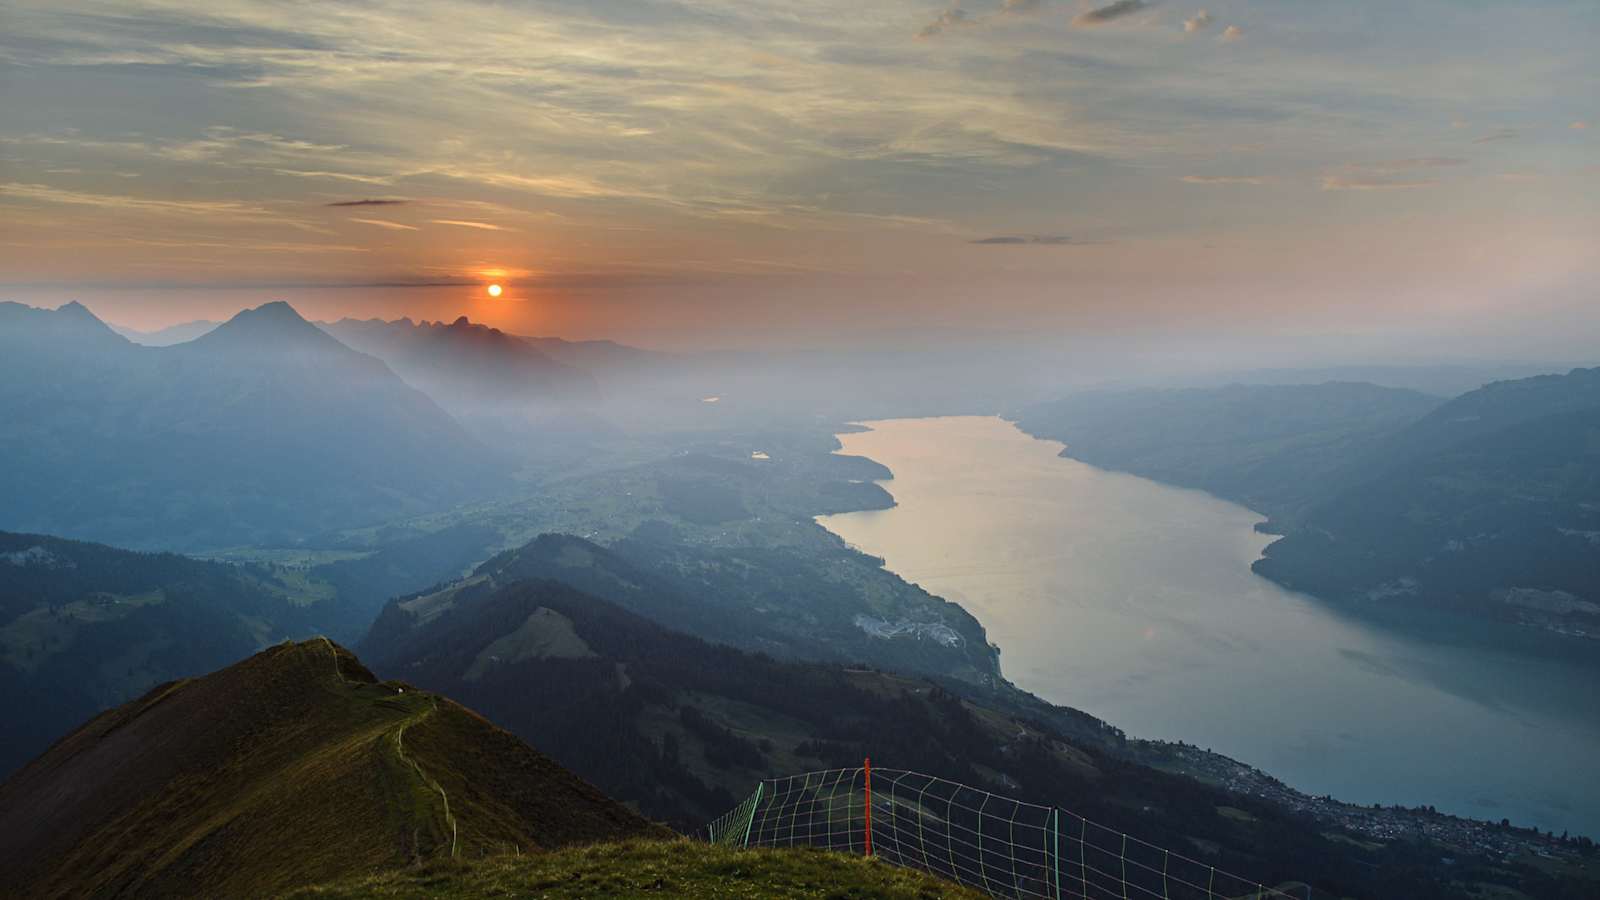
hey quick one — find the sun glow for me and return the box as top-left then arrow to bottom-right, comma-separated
486,283 -> 502,297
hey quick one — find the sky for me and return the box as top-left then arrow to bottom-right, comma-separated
1,0 -> 1596,351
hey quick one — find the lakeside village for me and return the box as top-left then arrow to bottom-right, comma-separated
1163,743 -> 1597,872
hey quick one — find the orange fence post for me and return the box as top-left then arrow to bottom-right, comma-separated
863,757 -> 874,857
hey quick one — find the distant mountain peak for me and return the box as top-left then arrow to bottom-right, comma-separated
245,300 -> 308,322
54,301 -> 125,337
197,301 -> 345,351
441,315 -> 501,336
0,299 -> 130,349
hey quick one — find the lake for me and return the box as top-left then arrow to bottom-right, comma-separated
817,416 -> 1600,838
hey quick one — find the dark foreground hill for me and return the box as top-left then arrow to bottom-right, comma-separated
0,640 -> 658,900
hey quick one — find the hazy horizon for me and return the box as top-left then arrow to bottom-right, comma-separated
7,295 -> 1596,386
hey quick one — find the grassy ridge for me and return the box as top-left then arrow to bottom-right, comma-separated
289,839 -> 988,899
0,640 -> 658,899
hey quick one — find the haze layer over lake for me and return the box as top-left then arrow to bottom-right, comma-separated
818,416 -> 1600,837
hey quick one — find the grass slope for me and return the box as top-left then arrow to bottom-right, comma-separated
289,839 -> 987,899
0,640 -> 659,899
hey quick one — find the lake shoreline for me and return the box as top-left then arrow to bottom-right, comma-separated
818,416 -> 1600,842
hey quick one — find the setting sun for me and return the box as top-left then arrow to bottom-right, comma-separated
486,283 -> 502,297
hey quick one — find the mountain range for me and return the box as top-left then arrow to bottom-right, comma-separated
320,316 -> 599,420
0,300 -> 501,551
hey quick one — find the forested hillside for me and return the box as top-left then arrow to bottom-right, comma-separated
1014,381 -> 1442,526
0,531 -> 368,776
1018,372 -> 1600,640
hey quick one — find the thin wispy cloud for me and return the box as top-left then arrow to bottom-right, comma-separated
1073,0 -> 1147,27
326,199 -> 408,207
274,170 -> 397,185
113,236 -> 371,254
1472,128 -> 1518,143
1321,174 -> 1436,191
0,182 -> 264,216
1181,175 -> 1263,185
970,234 -> 1075,245
1220,24 -> 1243,41
1348,158 -> 1467,171
1319,157 -> 1465,191
430,219 -> 506,231
350,218 -> 418,231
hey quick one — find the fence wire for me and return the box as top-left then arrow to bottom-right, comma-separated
707,766 -> 1307,900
